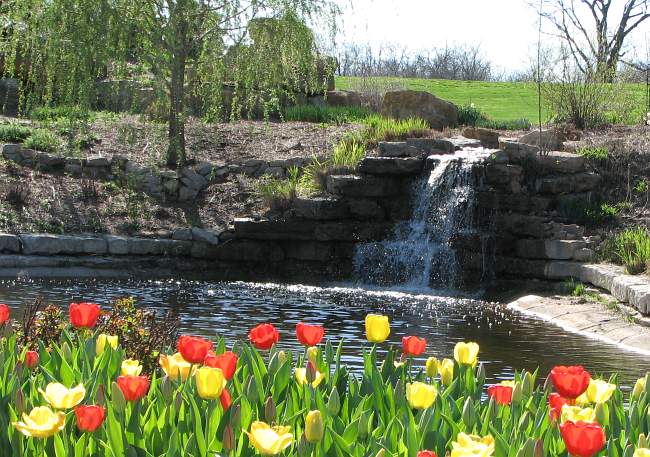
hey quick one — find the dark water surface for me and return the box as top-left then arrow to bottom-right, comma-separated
0,278 -> 648,387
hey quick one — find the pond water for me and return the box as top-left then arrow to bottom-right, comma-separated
0,278 -> 648,387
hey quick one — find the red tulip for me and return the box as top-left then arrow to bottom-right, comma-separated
69,302 -> 101,328
220,388 -> 232,410
402,336 -> 427,356
550,366 -> 591,399
487,384 -> 513,405
75,405 -> 106,432
295,322 -> 325,347
204,351 -> 238,380
249,323 -> 280,350
177,335 -> 213,364
560,421 -> 606,457
417,452 -> 437,457
549,393 -> 570,421
0,304 -> 10,324
24,351 -> 39,369
117,375 -> 150,402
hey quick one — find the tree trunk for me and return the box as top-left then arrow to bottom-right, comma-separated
167,52 -> 186,168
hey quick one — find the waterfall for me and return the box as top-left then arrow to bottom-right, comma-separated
353,147 -> 493,290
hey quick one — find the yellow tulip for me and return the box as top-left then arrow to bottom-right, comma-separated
159,352 -> 195,382
451,432 -> 495,457
560,405 -> 596,424
586,379 -> 616,404
121,359 -> 143,376
305,410 -> 324,443
633,449 -> 650,457
13,406 -> 66,438
96,334 -> 118,356
39,383 -> 85,409
439,358 -> 454,387
454,342 -> 479,367
365,314 -> 390,343
307,346 -> 318,365
425,357 -> 438,378
195,366 -> 227,400
295,367 -> 324,388
405,382 -> 438,409
633,376 -> 647,399
245,421 -> 293,455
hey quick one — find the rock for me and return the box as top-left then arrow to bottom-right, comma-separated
127,238 -> 168,255
448,136 -> 482,150
347,199 -> 386,220
162,178 -> 179,195
462,127 -> 500,148
190,242 -> 220,259
579,264 -> 622,291
573,248 -> 594,262
358,157 -> 424,175
544,261 -> 584,280
279,139 -> 302,152
0,233 -> 20,253
628,284 -> 650,314
283,241 -> 333,261
35,152 -> 65,169
326,175 -> 401,198
85,156 -> 110,167
64,163 -> 83,177
265,167 -> 285,178
242,159 -> 268,177
20,234 -> 108,255
232,218 -> 317,241
499,140 -> 540,163
180,168 -> 209,190
172,228 -> 193,241
406,138 -> 455,153
520,129 -> 564,150
377,142 -> 421,157
497,214 -> 549,238
215,240 -> 284,262
291,198 -> 348,220
325,90 -> 363,107
191,227 -> 221,245
537,151 -> 585,174
104,235 -> 129,255
314,222 -> 393,242
485,164 -> 523,185
573,173 -> 601,192
178,186 -> 200,202
2,144 -> 21,161
516,239 -> 586,260
381,90 -> 458,129
488,151 -> 509,164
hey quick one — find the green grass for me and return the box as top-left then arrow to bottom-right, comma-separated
577,146 -> 609,161
283,105 -> 372,124
0,123 -> 34,143
23,129 -> 61,153
611,227 -> 650,274
336,76 -> 646,123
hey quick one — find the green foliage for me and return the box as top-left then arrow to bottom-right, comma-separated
610,227 -> 650,274
458,103 -> 488,126
577,146 -> 609,161
635,179 -> 648,194
361,115 -> 429,145
457,104 -> 530,131
0,123 -> 33,143
300,156 -> 331,192
23,129 -> 61,153
258,166 -> 303,212
558,199 -> 619,226
30,106 -> 93,123
475,118 -> 531,131
331,139 -> 365,172
562,278 -> 587,296
283,104 -> 372,124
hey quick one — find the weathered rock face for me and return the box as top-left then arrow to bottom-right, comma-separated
519,129 -> 565,151
462,127 -> 499,148
324,90 -> 363,107
380,90 -> 458,129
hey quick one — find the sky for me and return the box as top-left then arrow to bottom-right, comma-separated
331,0 -> 649,73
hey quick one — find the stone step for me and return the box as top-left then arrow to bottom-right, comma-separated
499,141 -> 586,174
326,174 -> 401,197
515,239 -> 590,260
358,157 -> 424,175
535,173 -> 601,194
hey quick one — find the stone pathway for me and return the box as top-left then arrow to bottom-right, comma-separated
508,294 -> 650,355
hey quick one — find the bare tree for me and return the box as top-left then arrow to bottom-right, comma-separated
536,0 -> 649,81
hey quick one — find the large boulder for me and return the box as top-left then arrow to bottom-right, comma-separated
325,90 -> 363,108
519,129 -> 565,151
380,90 -> 458,129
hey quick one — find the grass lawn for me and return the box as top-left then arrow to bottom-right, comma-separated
336,76 -> 646,123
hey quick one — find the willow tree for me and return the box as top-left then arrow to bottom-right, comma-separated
2,0 -> 337,167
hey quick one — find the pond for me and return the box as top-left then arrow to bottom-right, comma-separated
0,278 -> 648,387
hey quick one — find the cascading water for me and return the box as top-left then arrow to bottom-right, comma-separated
353,147 -> 494,290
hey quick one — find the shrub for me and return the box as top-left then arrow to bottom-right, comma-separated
283,104 -> 372,124
258,166 -> 302,212
0,123 -> 33,143
361,115 -> 429,145
300,156 -> 330,192
611,227 -> 650,274
23,129 -> 61,152
30,105 -> 91,123
577,146 -> 609,161
458,103 -> 488,126
331,139 -> 365,172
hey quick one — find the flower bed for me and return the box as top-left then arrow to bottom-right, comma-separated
0,301 -> 649,457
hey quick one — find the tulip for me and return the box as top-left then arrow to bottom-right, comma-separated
402,336 -> 427,356
451,432 -> 495,457
550,365 -> 591,399
39,383 -> 86,409
296,322 -> 325,346
160,353 -> 195,381
578,379 -> 616,404
560,421 -> 606,457
406,382 -> 438,409
203,351 -> 238,380
633,376 -> 647,399
549,393 -> 570,421
116,375 -> 149,402
13,406 -> 66,438
561,406 -> 596,424
454,342 -> 479,366
75,405 -> 106,432
249,323 -> 281,350
69,302 -> 101,328
305,410 -> 324,443
0,303 -> 10,324
24,350 -> 39,369
634,449 -> 650,457
121,359 -> 143,376
425,357 -> 438,378
487,383 -> 513,405
439,358 -> 454,387
220,388 -> 232,410
295,367 -> 324,388
245,421 -> 293,455
195,366 -> 227,400
306,346 -> 319,365
417,452 -> 437,457
177,335 -> 213,364
96,334 -> 118,356
365,314 -> 390,343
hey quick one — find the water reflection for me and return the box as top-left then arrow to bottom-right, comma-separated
0,278 -> 648,386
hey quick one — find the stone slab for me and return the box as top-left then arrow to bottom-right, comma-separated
326,174 -> 401,198
358,157 -> 424,175
0,234 -> 21,253
20,234 -> 108,255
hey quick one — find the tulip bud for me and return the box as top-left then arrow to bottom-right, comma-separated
96,384 -> 106,406
230,404 -> 241,427
533,439 -> 544,457
264,396 -> 277,423
623,444 -> 634,457
393,382 -> 405,408
512,382 -> 523,404
639,433 -> 648,449
277,350 -> 287,365
307,346 -> 318,365
486,396 -> 497,419
222,424 -> 235,452
175,392 -> 183,411
296,433 -> 311,457
305,410 -> 324,443
161,375 -> 173,403
518,411 -> 530,432
245,377 -> 259,404
111,381 -> 126,413
306,361 -> 317,385
375,449 -> 386,457
425,357 -> 438,378
61,342 -> 73,364
462,397 -> 476,429
327,388 -> 341,416
595,401 -> 607,425
476,363 -> 486,385
522,371 -> 535,396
